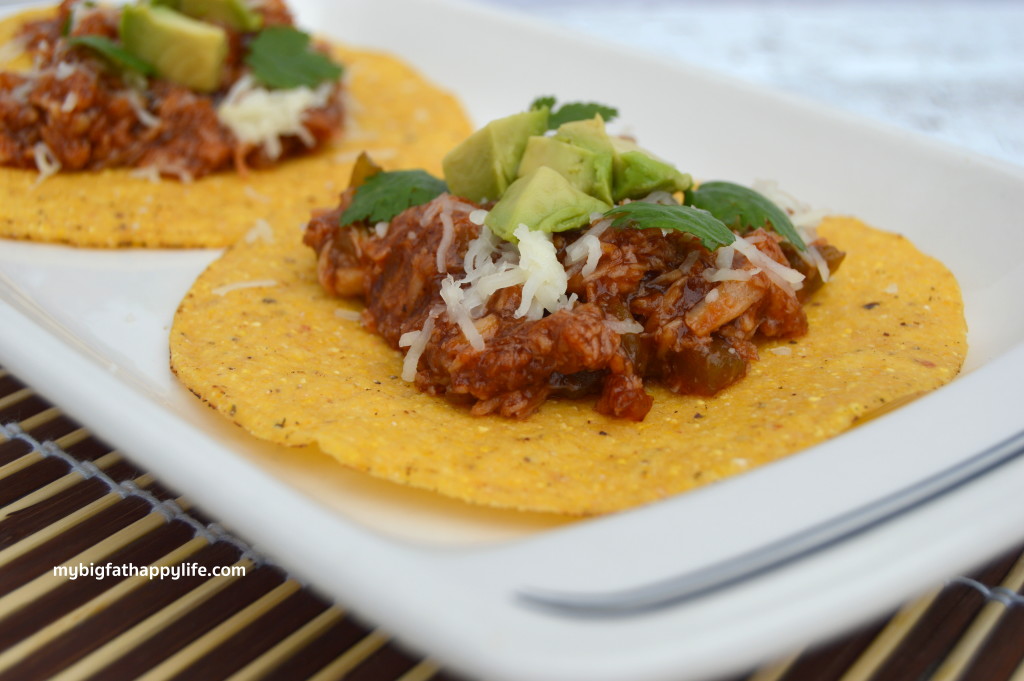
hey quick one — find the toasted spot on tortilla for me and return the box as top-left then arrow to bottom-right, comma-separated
0,9 -> 471,247
170,216 -> 967,515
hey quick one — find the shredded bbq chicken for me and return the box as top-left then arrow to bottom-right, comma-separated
0,0 -> 343,179
304,193 -> 843,421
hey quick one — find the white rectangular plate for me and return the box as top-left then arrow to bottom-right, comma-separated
2,1 -> 1024,679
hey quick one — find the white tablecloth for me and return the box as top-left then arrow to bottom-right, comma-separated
475,0 -> 1024,169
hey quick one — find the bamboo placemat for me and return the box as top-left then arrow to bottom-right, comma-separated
0,365 -> 1022,681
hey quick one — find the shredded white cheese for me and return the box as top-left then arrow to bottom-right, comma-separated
461,223 -> 504,282
751,178 -> 829,232
804,244 -> 831,283
512,224 -> 570,320
565,218 -> 611,278
605,318 -> 644,334
60,91 -> 78,113
573,234 -> 603,278
334,308 -> 362,322
398,311 -> 438,382
749,179 -> 832,282
715,246 -> 735,271
243,185 -> 270,203
679,250 -> 701,274
66,4 -> 104,37
404,199 -> 579,361
705,267 -> 759,282
468,209 -> 488,226
149,162 -> 193,183
426,195 -> 476,272
211,279 -> 278,296
436,204 -> 456,273
244,219 -> 274,244
217,75 -> 334,159
123,89 -> 160,128
9,78 -> 35,104
704,244 -> 764,282
419,201 -> 442,227
32,142 -> 61,184
730,235 -> 805,294
638,190 -> 678,205
439,275 -> 485,350
130,166 -> 162,183
54,61 -> 79,80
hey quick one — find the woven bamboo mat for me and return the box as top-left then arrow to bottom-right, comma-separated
1,365 -> 1022,681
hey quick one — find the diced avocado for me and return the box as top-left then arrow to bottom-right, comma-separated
120,4 -> 228,93
442,108 -> 549,203
179,0 -> 263,32
552,115 -> 615,203
516,136 -> 614,205
610,136 -> 692,202
554,114 -> 616,158
484,166 -> 611,242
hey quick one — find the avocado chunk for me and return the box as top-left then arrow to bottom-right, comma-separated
516,136 -> 614,205
179,0 -> 262,32
121,4 -> 228,93
554,115 -> 616,157
551,115 -> 615,202
485,166 -> 611,242
442,108 -> 549,203
610,136 -> 692,202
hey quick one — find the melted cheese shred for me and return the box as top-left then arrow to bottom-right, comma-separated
398,310 -> 438,382
217,75 -> 336,160
420,201 -> 577,359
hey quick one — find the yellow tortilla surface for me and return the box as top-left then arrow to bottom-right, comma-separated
170,216 -> 967,515
0,8 -> 470,247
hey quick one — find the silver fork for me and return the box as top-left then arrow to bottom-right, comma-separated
517,428 -> 1024,617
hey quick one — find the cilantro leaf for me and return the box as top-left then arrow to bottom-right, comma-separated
529,95 -> 556,112
529,96 -> 619,129
340,170 -> 448,226
245,26 -> 343,90
684,181 -> 807,250
548,101 -> 619,128
65,35 -> 155,76
603,202 -> 735,251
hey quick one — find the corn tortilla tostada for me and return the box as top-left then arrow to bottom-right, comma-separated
170,104 -> 967,515
0,1 -> 470,247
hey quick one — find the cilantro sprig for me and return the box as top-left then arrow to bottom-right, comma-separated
529,96 -> 619,129
340,170 -> 448,226
65,35 -> 156,76
684,181 -> 806,250
245,26 -> 343,90
603,202 -> 736,251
